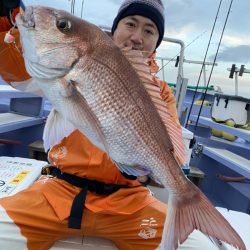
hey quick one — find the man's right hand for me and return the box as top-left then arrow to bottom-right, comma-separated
0,1 -> 30,84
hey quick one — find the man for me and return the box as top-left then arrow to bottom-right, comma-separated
0,0 -> 220,249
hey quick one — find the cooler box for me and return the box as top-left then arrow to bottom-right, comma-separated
212,94 -> 250,126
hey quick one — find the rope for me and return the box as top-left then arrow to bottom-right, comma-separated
81,0 -> 85,18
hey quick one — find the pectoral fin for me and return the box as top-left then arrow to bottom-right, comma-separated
11,78 -> 44,96
43,108 -> 76,151
71,82 -> 111,156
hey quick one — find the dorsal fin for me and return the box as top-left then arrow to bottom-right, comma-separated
121,46 -> 187,166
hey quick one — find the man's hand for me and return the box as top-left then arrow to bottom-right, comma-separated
137,175 -> 164,188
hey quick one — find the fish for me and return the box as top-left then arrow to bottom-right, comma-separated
15,6 -> 246,250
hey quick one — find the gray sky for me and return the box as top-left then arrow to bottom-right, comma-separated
23,0 -> 250,98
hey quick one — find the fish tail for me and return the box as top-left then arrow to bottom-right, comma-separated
160,187 -> 246,250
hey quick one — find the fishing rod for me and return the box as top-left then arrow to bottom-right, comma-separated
193,0 -> 234,131
184,0 -> 223,128
81,0 -> 85,18
71,0 -> 76,14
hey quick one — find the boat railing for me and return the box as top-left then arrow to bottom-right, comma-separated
0,85 -> 46,134
189,107 -> 250,214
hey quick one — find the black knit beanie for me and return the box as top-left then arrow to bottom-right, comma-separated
111,0 -> 165,49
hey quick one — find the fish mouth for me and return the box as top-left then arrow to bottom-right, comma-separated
16,6 -> 35,29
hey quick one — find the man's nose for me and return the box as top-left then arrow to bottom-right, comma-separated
130,30 -> 143,44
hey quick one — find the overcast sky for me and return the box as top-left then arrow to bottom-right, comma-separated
23,0 -> 250,98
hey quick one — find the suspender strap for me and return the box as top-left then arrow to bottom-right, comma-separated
68,187 -> 88,229
48,167 -> 89,229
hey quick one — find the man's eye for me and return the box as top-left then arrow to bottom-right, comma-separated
145,29 -> 154,35
126,22 -> 135,28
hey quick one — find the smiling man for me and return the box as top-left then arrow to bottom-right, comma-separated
113,15 -> 159,55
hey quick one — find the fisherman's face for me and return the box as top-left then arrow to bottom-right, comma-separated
113,15 -> 159,57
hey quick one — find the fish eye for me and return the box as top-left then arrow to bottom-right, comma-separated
56,19 -> 71,30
